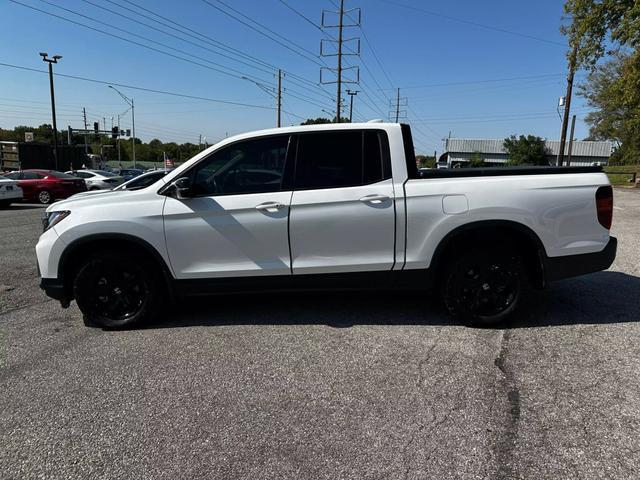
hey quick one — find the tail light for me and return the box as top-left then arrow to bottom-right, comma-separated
595,185 -> 613,230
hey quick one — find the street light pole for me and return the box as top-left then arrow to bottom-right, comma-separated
346,89 -> 359,123
108,85 -> 136,168
131,97 -> 136,168
40,53 -> 62,170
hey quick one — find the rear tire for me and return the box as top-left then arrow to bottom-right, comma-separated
38,190 -> 52,204
440,244 -> 528,327
73,250 -> 161,329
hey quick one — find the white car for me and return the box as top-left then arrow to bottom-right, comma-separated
0,174 -> 23,207
37,123 -> 616,329
65,170 -> 124,190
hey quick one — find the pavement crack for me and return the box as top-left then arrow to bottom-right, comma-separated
492,330 -> 521,480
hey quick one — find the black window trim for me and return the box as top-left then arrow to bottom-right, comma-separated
291,128 -> 392,192
177,132 -> 295,198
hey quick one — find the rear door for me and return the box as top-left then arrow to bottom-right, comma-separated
289,129 -> 396,274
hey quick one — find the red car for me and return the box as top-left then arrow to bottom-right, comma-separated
3,169 -> 87,204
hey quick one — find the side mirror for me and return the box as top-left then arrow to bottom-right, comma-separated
172,177 -> 192,199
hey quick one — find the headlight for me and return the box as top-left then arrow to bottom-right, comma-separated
42,211 -> 70,232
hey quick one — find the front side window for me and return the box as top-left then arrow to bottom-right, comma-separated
295,130 -> 390,190
190,135 -> 290,196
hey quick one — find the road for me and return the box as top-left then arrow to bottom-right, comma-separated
1,189 -> 639,479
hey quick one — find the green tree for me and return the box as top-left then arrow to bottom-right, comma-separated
562,0 -> 640,164
503,135 -> 550,166
300,117 -> 350,125
415,155 -> 436,168
468,151 -> 486,167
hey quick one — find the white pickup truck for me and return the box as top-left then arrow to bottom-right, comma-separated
36,123 -> 616,328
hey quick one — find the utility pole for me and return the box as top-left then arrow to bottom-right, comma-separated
557,44 -> 578,166
82,107 -> 88,154
40,52 -> 62,170
567,114 -> 577,166
320,3 -> 360,122
346,89 -> 359,122
389,87 -> 407,122
336,0 -> 344,122
277,68 -> 282,128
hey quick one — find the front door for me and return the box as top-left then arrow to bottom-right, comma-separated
163,134 -> 293,279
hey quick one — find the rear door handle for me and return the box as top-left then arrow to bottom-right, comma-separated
359,194 -> 390,204
255,201 -> 285,213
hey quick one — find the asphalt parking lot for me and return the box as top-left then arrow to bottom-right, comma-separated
1,189 -> 639,480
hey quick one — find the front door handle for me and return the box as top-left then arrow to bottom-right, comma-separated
359,194 -> 390,204
255,201 -> 285,213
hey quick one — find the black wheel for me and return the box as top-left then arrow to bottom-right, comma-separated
73,251 -> 161,328
38,190 -> 52,204
0,200 -> 10,209
441,245 -> 527,327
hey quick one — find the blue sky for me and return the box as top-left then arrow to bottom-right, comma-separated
0,0 -> 587,154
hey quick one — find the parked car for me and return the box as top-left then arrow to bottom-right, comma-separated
65,170 -> 124,190
0,174 -> 24,207
114,168 -> 144,182
69,169 -> 173,199
4,169 -> 87,204
37,123 -> 616,329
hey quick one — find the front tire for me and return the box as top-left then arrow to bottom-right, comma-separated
441,245 -> 527,327
73,251 -> 161,328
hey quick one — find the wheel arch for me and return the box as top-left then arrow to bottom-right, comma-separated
58,233 -> 176,300
429,220 -> 547,289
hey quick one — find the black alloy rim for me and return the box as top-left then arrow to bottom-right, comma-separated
457,260 -> 518,317
83,263 -> 147,321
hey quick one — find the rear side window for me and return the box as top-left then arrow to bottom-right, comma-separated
295,130 -> 390,190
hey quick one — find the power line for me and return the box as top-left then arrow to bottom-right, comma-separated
372,0 -> 567,47
383,73 -> 567,91
0,62 -> 278,110
11,0 -> 334,114
33,0 -> 272,84
110,0 -> 336,102
278,0 -> 324,32
200,0 -> 324,67
83,0 -> 275,77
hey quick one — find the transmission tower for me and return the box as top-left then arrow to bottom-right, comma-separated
320,1 -> 361,122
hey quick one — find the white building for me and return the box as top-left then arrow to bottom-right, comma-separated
439,138 -> 613,167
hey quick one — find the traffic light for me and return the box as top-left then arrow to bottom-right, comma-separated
125,129 -> 131,137
93,122 -> 99,133
111,126 -> 119,139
